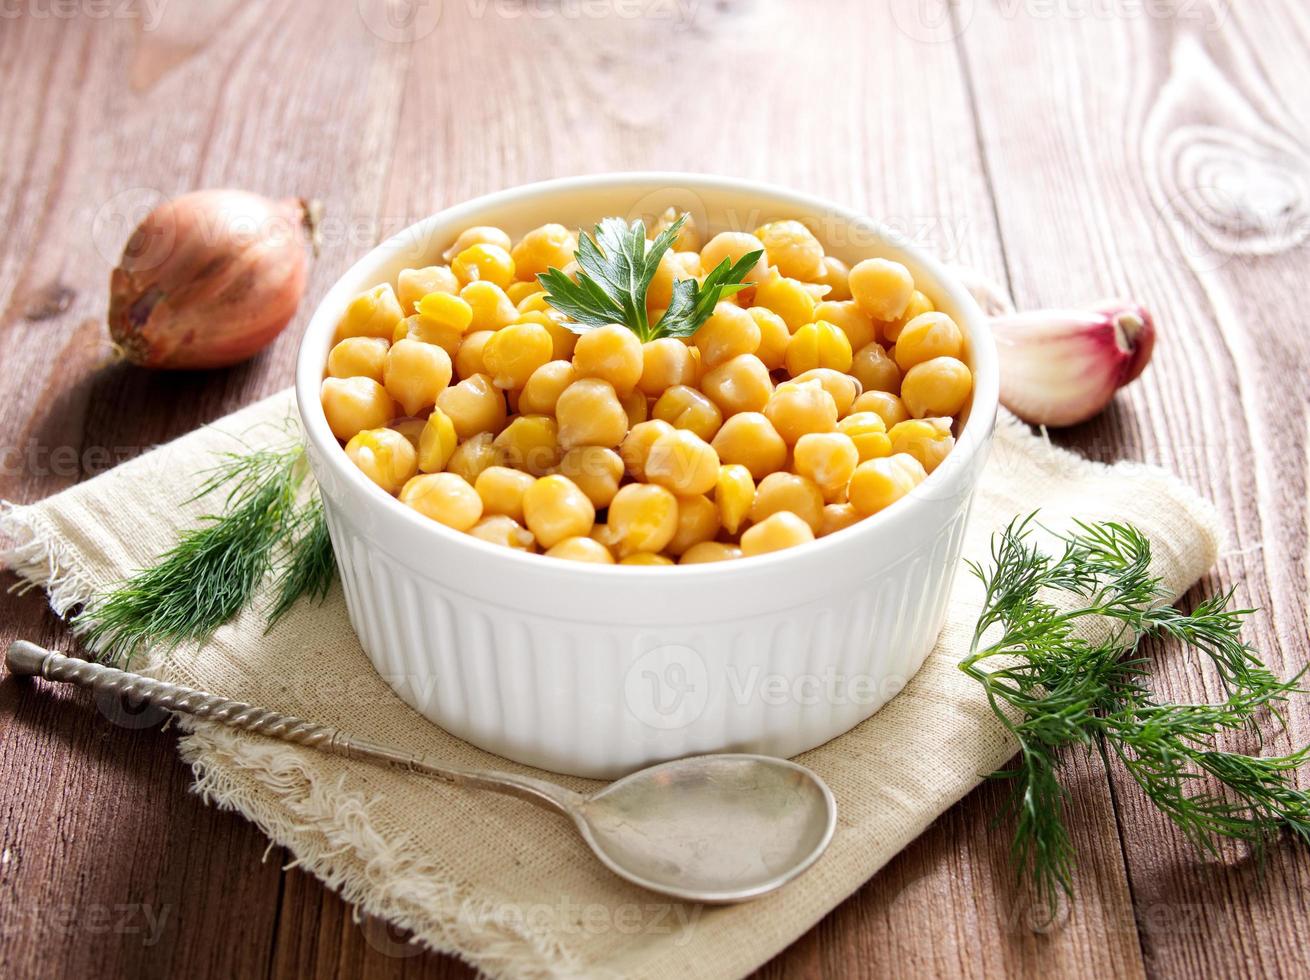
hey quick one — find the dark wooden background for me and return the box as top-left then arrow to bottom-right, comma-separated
2,1 -> 1308,976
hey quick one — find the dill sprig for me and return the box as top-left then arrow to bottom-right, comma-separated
266,497 -> 335,629
963,515 -> 1310,917
74,437 -> 334,664
538,215 -> 760,341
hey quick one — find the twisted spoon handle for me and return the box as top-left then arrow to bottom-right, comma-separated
6,641 -> 580,814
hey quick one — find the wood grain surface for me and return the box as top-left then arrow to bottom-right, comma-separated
1,1 -> 1306,977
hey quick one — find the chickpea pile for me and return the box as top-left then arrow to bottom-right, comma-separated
320,213 -> 974,565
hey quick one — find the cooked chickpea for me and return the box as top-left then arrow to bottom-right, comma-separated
336,283 -> 404,341
754,220 -> 824,280
645,248 -> 685,310
893,313 -> 964,371
819,502 -> 861,536
473,466 -> 535,523
345,428 -> 418,494
391,417 -> 426,449
546,536 -> 615,563
396,313 -> 460,357
701,354 -> 773,416
620,419 -> 676,480
653,385 -> 723,441
328,336 -> 389,382
417,407 -> 458,472
461,281 -> 519,332
638,337 -> 697,397
793,432 -> 860,495
714,463 -> 755,535
847,453 -> 927,516
493,415 -> 560,475
400,472 -> 484,530
753,273 -> 816,331
680,541 -> 742,564
483,321 -> 554,390
556,445 -> 624,508
693,303 -> 760,369
542,317 -> 578,361
850,341 -> 902,394
556,378 -> 629,449
883,289 -> 934,343
446,431 -> 499,483
785,320 -> 853,376
396,265 -> 459,313
468,514 -> 535,551
511,223 -> 575,280
901,356 -> 973,418
764,380 -> 838,444
748,307 -> 791,371
454,330 -> 494,378
710,412 -> 788,480
740,511 -> 815,557
888,417 -> 956,473
792,368 -> 861,416
572,324 -> 644,394
522,474 -> 595,549
815,299 -> 876,352
699,231 -> 769,284
836,411 -> 893,462
442,226 -> 512,263
451,243 -> 515,289
607,483 -> 679,557
519,360 -> 576,415
750,472 -> 824,532
852,390 -> 910,429
416,290 -> 476,335
506,280 -> 543,305
815,256 -> 853,302
667,494 -> 721,556
654,207 -> 702,251
436,373 -> 507,440
849,258 -> 914,321
321,377 -> 396,441
621,388 -> 648,427
621,552 -> 676,566
645,429 -> 720,496
384,338 -> 453,416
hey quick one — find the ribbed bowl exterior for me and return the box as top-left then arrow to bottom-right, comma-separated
297,174 -> 998,778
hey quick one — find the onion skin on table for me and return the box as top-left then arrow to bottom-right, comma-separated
108,189 -> 317,370
990,300 -> 1156,428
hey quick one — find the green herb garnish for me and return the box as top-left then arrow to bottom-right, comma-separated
963,515 -> 1309,918
537,215 -> 761,341
75,435 -> 334,664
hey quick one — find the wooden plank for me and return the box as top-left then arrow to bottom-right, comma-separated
955,1 -> 1310,976
0,2 -> 412,978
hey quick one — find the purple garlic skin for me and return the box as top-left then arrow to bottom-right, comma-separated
989,301 -> 1155,427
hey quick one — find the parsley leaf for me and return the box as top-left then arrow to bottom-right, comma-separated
536,215 -> 759,342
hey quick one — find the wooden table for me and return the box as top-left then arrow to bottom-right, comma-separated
2,1 -> 1307,976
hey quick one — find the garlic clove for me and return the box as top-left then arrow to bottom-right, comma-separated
989,301 -> 1155,427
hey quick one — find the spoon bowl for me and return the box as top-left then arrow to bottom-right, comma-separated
574,754 -> 837,904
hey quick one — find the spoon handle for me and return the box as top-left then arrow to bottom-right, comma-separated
5,641 -> 582,814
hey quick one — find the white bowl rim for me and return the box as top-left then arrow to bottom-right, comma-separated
295,171 -> 999,579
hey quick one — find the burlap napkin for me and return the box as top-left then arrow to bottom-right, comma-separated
1,389 -> 1221,979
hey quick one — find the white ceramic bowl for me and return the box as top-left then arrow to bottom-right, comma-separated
296,173 -> 998,778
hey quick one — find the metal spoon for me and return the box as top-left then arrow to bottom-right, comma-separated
6,640 -> 836,904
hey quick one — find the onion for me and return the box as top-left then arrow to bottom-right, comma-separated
108,190 -> 318,370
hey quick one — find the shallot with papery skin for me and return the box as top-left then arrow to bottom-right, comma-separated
108,189 -> 319,370
989,301 -> 1155,427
